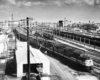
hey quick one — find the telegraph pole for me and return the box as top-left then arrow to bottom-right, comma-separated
26,17 -> 30,80
63,18 -> 66,31
12,14 -> 13,28
36,21 -> 38,48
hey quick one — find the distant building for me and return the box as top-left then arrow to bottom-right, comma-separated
58,20 -> 63,27
64,20 -> 72,26
0,20 -> 9,29
0,22 -> 3,28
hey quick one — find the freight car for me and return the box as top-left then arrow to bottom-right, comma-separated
42,32 -> 54,40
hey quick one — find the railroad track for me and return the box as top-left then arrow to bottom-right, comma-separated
94,66 -> 100,70
55,37 -> 100,58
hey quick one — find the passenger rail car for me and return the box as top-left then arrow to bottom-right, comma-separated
53,30 -> 100,47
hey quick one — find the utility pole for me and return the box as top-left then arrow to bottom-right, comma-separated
11,14 -> 16,57
63,18 -> 66,31
36,21 -> 38,48
12,14 -> 16,49
26,17 -> 30,80
26,17 -> 33,80
12,14 -> 13,28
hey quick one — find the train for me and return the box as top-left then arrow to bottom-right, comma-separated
52,29 -> 100,47
13,28 -> 94,72
41,41 -> 94,71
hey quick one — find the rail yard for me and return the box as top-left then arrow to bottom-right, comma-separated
13,25 -> 100,80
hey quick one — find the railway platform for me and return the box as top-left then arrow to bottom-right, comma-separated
55,36 -> 100,53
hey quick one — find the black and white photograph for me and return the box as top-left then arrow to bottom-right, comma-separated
0,0 -> 100,80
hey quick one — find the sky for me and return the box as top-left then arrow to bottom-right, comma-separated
0,0 -> 100,23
